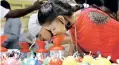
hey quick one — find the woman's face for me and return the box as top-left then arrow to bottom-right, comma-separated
37,27 -> 52,41
43,16 -> 67,36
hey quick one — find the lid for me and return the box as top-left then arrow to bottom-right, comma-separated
50,34 -> 65,50
0,47 -> 8,52
20,42 -> 30,52
36,40 -> 47,53
50,46 -> 64,50
0,35 -> 8,45
0,35 -> 8,52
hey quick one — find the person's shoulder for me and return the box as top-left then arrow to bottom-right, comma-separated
0,5 -> 4,8
30,13 -> 38,18
29,13 -> 38,24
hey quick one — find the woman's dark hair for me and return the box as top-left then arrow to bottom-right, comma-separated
38,0 -> 82,25
87,0 -> 103,6
1,0 -> 11,10
38,3 -> 56,25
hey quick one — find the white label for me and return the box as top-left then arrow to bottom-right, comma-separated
50,50 -> 64,58
36,53 -> 48,60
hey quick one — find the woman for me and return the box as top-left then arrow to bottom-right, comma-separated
38,0 -> 119,62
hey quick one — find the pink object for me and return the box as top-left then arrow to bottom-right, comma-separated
4,57 -> 20,65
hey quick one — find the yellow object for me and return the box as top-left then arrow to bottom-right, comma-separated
83,55 -> 94,64
62,56 -> 78,65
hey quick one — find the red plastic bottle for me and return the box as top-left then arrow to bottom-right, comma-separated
35,40 -> 47,53
49,34 -> 65,65
19,42 -> 30,59
0,35 -> 8,65
36,40 -> 48,64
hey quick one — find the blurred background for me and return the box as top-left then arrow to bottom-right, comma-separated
0,0 -> 39,35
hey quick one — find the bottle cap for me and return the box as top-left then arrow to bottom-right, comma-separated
36,40 -> 47,53
20,42 -> 30,52
50,34 -> 65,50
0,35 -> 8,52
